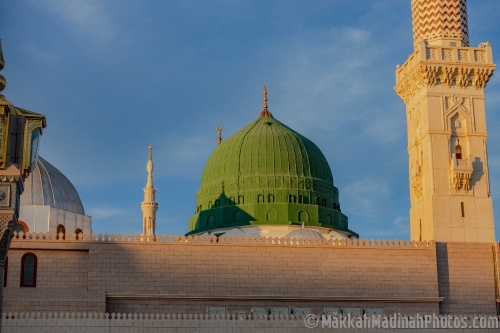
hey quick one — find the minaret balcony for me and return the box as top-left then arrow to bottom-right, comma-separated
449,155 -> 473,193
395,42 -> 495,104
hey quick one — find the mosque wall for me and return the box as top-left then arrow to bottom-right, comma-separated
3,236 -> 497,316
436,242 -> 499,315
2,235 -> 441,315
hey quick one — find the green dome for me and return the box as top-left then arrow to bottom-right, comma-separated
202,116 -> 333,194
188,112 -> 356,237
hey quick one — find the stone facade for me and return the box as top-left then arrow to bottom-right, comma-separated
2,234 -> 499,317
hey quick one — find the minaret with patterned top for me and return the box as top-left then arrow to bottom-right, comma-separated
141,145 -> 158,235
395,0 -> 496,242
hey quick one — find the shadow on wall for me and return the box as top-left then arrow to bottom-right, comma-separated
470,157 -> 484,187
190,192 -> 254,234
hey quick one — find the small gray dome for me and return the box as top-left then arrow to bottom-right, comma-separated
285,227 -> 325,240
20,156 -> 85,215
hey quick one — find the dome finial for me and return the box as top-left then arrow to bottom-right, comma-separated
216,125 -> 223,145
260,86 -> 273,117
148,144 -> 153,160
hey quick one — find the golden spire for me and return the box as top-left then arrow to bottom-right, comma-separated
216,125 -> 223,145
259,86 -> 273,117
0,40 -> 6,92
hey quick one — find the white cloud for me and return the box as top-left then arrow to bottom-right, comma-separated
341,178 -> 390,218
26,0 -> 116,40
88,206 -> 128,219
155,133 -> 213,180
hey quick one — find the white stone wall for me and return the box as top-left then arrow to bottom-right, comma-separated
19,205 -> 91,234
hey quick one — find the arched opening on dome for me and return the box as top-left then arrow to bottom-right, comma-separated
266,209 -> 277,221
15,221 -> 29,235
233,211 -> 243,224
20,252 -> 37,287
229,197 -> 235,205
207,216 -> 215,228
56,224 -> 65,240
268,194 -> 274,203
258,195 -> 264,203
298,211 -> 309,223
214,200 -> 220,208
75,228 -> 83,240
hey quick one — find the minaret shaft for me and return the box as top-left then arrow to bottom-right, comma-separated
141,145 -> 158,235
395,0 -> 496,243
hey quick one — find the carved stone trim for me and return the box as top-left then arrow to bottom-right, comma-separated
395,65 -> 494,104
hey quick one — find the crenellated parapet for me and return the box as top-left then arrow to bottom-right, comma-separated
10,231 -> 433,249
395,42 -> 495,105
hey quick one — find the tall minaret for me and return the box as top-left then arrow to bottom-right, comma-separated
141,145 -> 158,235
395,0 -> 496,242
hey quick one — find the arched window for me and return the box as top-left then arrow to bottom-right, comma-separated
229,197 -> 235,205
326,214 -> 332,225
20,253 -> 37,287
455,143 -> 462,160
315,197 -> 319,205
233,211 -> 242,224
56,224 -> 65,240
257,194 -> 264,203
298,195 -> 303,204
75,228 -> 83,240
266,209 -> 277,221
298,211 -> 309,222
3,256 -> 7,287
322,199 -> 327,207
268,194 -> 275,203
238,196 -> 244,204
207,215 -> 215,227
288,194 -> 296,203
14,221 -> 29,235
214,200 -> 220,208
208,201 -> 213,208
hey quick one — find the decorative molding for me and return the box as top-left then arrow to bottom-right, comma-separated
106,293 -> 445,303
395,44 -> 495,105
395,65 -> 494,104
450,157 -> 473,193
10,232 -> 434,249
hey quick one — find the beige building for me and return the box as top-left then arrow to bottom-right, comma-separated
1,0 -> 499,332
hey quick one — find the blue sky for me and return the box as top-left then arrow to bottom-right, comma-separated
1,0 -> 500,239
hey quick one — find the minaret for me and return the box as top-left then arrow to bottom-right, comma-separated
395,0 -> 496,242
141,145 -> 158,235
